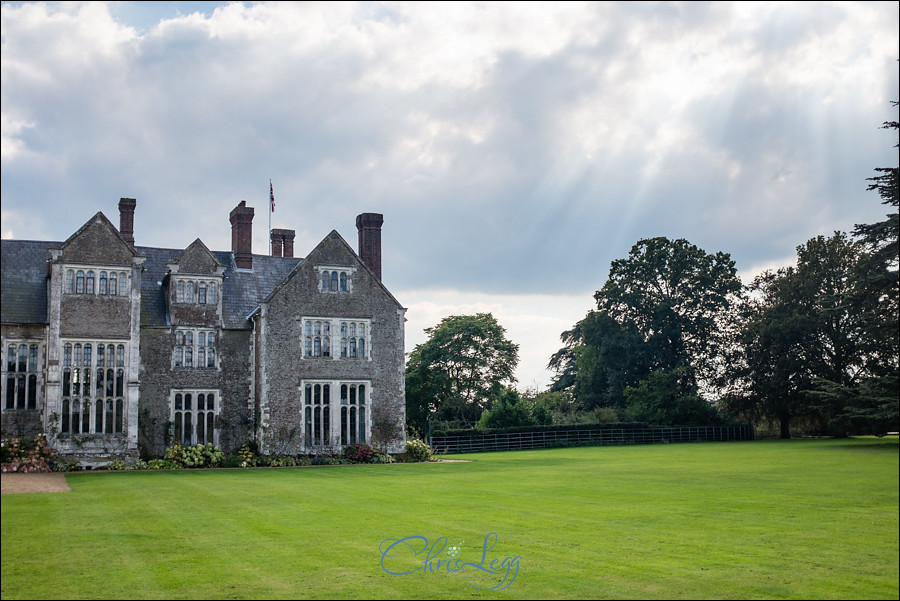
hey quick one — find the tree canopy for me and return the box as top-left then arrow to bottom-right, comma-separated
406,313 -> 519,433
597,237 -> 742,386
550,237 -> 742,418
728,232 -> 871,437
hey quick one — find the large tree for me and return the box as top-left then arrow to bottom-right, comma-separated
405,313 -> 519,434
730,233 -> 870,437
551,237 -> 742,411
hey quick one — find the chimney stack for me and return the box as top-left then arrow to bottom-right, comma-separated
283,230 -> 295,258
230,201 -> 255,269
270,229 -> 296,258
118,198 -> 136,246
270,231 -> 283,257
356,213 -> 383,281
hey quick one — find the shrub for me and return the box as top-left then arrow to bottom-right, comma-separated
343,443 -> 375,463
222,454 -> 244,468
127,459 -> 149,471
164,442 -> 224,468
164,442 -> 186,466
237,442 -> 255,467
51,457 -> 81,472
183,445 -> 205,468
372,450 -> 395,464
267,455 -> 297,467
404,439 -> 432,463
1,434 -> 57,473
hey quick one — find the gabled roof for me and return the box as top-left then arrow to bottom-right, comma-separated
264,229 -> 404,311
58,212 -> 140,260
218,252 -> 303,328
168,239 -> 223,275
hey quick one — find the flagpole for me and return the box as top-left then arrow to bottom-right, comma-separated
268,179 -> 273,255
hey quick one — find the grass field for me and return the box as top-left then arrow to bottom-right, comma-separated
2,437 -> 897,600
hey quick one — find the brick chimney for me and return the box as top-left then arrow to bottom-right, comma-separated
283,230 -> 295,258
118,198 -> 136,246
270,231 -> 283,257
270,229 -> 295,258
230,201 -> 255,269
356,213 -> 383,281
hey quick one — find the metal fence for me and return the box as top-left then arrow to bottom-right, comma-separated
429,425 -> 755,454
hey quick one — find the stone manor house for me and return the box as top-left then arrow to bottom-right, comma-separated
1,198 -> 407,464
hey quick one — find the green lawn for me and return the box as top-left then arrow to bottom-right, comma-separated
2,438 -> 897,600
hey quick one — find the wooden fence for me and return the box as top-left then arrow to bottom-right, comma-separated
429,425 -> 755,454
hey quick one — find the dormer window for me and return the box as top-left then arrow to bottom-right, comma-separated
172,278 -> 219,305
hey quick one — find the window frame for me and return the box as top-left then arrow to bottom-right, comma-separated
301,379 -> 371,448
171,277 -> 220,306
315,266 -> 356,294
58,339 -> 126,436
300,317 -> 370,360
173,328 -> 218,369
170,389 -> 220,446
3,341 -> 43,411
64,266 -> 129,297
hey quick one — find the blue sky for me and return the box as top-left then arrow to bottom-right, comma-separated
2,1 -> 898,389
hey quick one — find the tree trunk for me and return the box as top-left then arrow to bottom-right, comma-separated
780,412 -> 791,439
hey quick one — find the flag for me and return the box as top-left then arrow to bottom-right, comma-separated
269,181 -> 275,212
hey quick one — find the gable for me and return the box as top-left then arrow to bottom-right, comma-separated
170,239 -> 223,276
57,212 -> 136,266
264,230 -> 404,311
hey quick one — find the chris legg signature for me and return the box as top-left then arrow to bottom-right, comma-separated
379,532 -> 520,590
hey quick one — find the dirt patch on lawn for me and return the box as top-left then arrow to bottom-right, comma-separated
1,472 -> 71,494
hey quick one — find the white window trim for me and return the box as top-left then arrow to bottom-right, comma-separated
59,339 -> 127,436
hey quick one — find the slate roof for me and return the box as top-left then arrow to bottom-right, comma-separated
1,240 -> 53,325
137,247 -> 302,329
1,239 -> 302,330
216,253 -> 303,329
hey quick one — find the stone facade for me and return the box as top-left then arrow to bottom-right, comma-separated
1,199 -> 407,464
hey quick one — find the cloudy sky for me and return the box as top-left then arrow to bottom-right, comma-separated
2,1 -> 898,390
